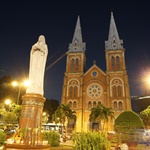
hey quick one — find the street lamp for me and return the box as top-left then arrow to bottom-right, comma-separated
5,99 -> 11,105
5,99 -> 11,111
12,80 -> 30,104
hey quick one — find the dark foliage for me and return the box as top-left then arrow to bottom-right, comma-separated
43,99 -> 59,122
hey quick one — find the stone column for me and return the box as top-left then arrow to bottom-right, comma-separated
19,94 -> 45,144
4,93 -> 50,150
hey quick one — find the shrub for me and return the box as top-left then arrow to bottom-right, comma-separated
0,130 -> 6,144
72,131 -> 110,150
42,130 -> 60,147
115,111 -> 144,133
114,111 -> 145,143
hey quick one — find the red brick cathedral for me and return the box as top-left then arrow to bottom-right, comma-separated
61,12 -> 131,132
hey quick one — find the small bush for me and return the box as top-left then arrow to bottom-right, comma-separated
42,130 -> 60,147
115,111 -> 145,133
114,111 -> 145,143
72,131 -> 110,150
0,130 -> 6,144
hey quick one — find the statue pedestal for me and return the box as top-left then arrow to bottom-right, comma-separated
4,144 -> 50,150
4,94 -> 50,150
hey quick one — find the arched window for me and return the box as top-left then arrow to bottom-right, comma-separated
114,101 -> 117,110
111,56 -> 115,70
116,56 -> 120,69
88,101 -> 92,110
74,86 -> 77,97
69,101 -> 72,109
119,101 -> 122,111
113,86 -> 117,97
69,86 -> 73,97
76,58 -> 78,71
118,85 -> 122,96
98,101 -> 101,106
73,101 -> 76,109
93,101 -> 96,108
71,59 -> 74,71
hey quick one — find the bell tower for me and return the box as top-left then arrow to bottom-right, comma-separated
61,16 -> 86,131
105,12 -> 131,118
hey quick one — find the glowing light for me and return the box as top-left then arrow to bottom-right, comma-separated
147,76 -> 150,85
43,112 -> 46,116
5,99 -> 11,105
23,80 -> 30,87
12,81 -> 18,86
12,79 -> 30,104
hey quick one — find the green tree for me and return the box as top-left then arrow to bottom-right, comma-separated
2,112 -> 17,124
102,106 -> 114,130
43,99 -> 59,122
140,105 -> 150,129
0,103 -> 21,132
89,104 -> 114,131
52,104 -> 70,126
67,109 -> 76,127
67,109 -> 76,134
10,103 -> 22,121
42,112 -> 49,124
0,110 -> 17,133
52,104 -> 76,133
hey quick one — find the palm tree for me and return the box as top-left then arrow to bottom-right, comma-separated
89,104 -> 103,130
67,109 -> 76,133
52,104 -> 77,134
102,106 -> 114,130
89,104 -> 114,131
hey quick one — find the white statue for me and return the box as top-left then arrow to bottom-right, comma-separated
26,35 -> 48,95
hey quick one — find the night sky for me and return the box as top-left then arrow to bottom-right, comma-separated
0,1 -> 150,102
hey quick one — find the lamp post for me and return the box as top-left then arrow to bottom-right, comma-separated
12,80 -> 30,104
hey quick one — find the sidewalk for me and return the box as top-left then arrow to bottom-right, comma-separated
60,140 -> 73,146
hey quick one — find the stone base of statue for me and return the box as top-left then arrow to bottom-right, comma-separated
4,93 -> 50,150
4,144 -> 50,150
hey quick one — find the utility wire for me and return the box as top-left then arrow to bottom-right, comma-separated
47,48 -> 62,62
46,41 -> 69,70
46,52 -> 66,70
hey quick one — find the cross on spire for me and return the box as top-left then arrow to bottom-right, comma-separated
93,60 -> 96,65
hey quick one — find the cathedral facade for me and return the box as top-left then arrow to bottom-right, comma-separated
61,12 -> 131,132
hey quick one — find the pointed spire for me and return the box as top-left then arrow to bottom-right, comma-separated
68,16 -> 86,52
105,12 -> 124,50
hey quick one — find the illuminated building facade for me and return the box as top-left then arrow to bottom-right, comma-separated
61,12 -> 131,132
